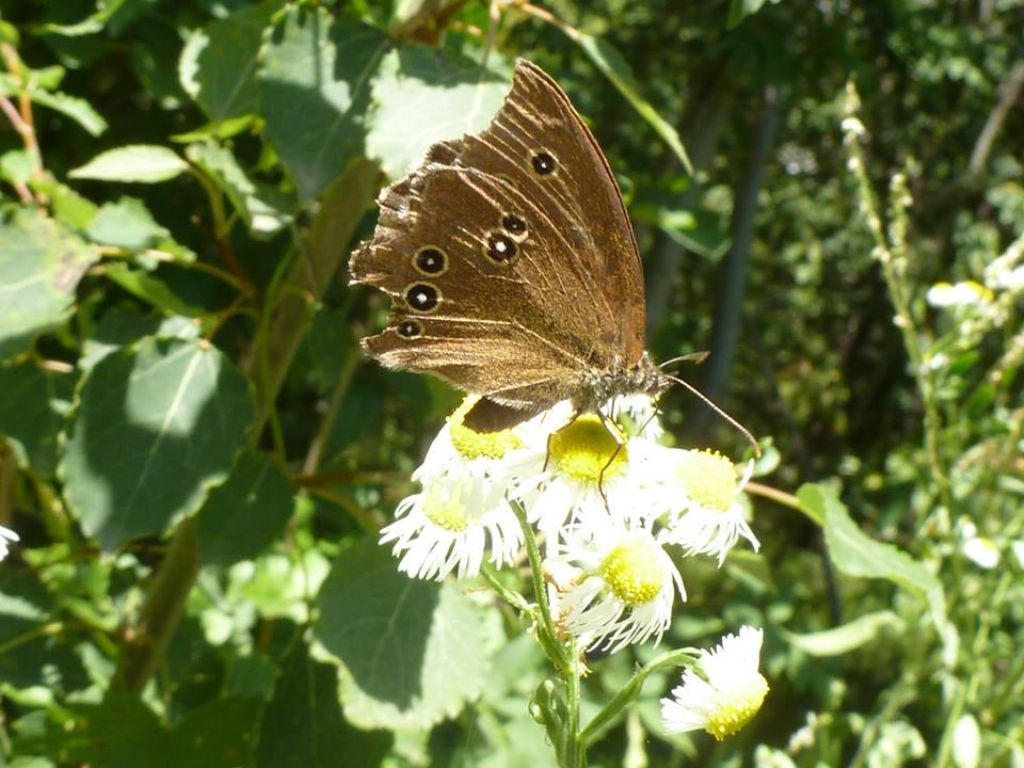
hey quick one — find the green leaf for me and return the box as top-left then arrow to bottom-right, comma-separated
366,46 -> 509,179
1,149 -> 39,186
61,336 -> 255,550
80,306 -> 199,371
185,141 -> 295,237
86,196 -> 168,250
258,6 -> 387,199
0,360 -> 75,477
70,145 -> 188,184
197,450 -> 295,566
572,34 -> 693,175
28,177 -> 98,231
798,483 -> 947,625
0,208 -> 99,360
255,639 -> 392,768
0,74 -> 108,136
32,0 -> 131,36
169,697 -> 262,767
102,264 -> 205,318
785,611 -> 904,656
179,0 -> 284,122
314,540 -> 496,729
41,694 -> 261,768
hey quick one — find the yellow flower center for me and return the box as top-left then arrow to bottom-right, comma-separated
676,449 -> 737,511
705,675 -> 769,741
448,396 -> 522,459
600,536 -> 664,605
422,491 -> 469,533
549,415 -> 627,483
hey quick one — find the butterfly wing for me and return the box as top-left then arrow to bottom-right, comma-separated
349,59 -> 647,410
451,59 -> 647,364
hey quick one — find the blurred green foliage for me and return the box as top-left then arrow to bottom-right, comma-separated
0,0 -> 1022,765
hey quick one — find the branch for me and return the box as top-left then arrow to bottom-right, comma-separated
968,59 -> 1024,175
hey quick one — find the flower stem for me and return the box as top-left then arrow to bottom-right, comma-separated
580,647 -> 697,746
563,637 -> 583,768
511,500 -> 568,669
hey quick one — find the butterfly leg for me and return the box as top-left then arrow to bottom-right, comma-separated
596,409 -> 626,508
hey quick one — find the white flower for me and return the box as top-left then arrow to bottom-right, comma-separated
551,518 -> 685,652
662,449 -> 759,564
414,395 -> 548,511
962,536 -> 1000,570
926,280 -> 992,308
0,525 -> 18,561
379,396 -> 547,580
379,481 -> 522,580
661,626 -> 769,740
524,412 -> 664,535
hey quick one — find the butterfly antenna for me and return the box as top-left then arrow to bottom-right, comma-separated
659,351 -> 710,369
664,373 -> 761,457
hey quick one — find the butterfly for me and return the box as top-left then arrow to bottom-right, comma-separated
349,58 -> 671,432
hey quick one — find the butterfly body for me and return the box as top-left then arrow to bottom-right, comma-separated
350,59 -> 667,428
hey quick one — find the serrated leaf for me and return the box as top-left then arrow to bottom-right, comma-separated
0,208 -> 98,360
61,336 -> 254,550
258,6 -> 387,199
32,0 -> 130,36
0,360 -> 75,477
185,141 -> 295,236
70,145 -> 188,183
179,0 -> 284,122
798,483 -> 947,625
366,46 -> 508,179
785,611 -> 904,656
20,86 -> 106,136
571,34 -> 693,175
314,540 -> 494,729
255,639 -> 392,768
28,177 -> 98,231
197,450 -> 295,566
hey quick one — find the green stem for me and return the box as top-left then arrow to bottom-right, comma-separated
480,562 -> 532,614
564,637 -> 583,768
511,500 -> 567,669
302,341 -> 360,474
110,517 -> 200,692
247,158 -> 380,437
580,648 -> 696,746
843,88 -> 949,507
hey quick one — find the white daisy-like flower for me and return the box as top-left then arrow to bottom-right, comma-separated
413,395 -> 548,510
551,518 -> 685,652
661,626 -> 769,741
379,480 -> 522,580
662,449 -> 759,564
379,396 -> 547,581
524,411 -> 664,535
962,536 -> 1000,570
925,280 -> 993,308
0,525 -> 18,561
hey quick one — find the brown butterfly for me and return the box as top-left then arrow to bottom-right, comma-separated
349,59 -> 670,432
